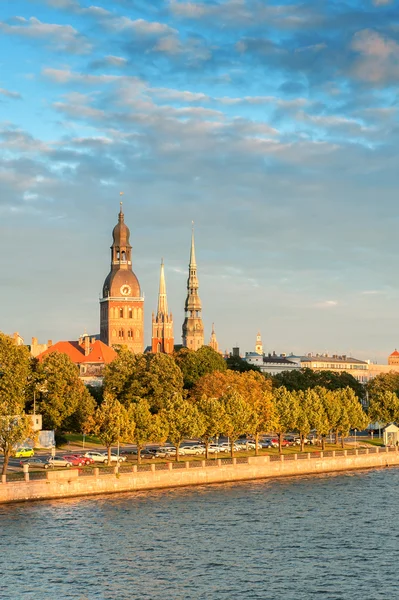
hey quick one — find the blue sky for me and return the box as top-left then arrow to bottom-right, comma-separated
1,0 -> 399,362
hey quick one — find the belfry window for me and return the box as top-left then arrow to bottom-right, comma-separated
121,251 -> 126,261
128,308 -> 132,319
119,308 -> 124,318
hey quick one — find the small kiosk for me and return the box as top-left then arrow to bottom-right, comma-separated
383,423 -> 399,447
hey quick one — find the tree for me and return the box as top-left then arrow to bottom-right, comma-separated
226,354 -> 261,373
294,389 -> 327,452
273,367 -> 364,401
0,332 -> 33,474
368,391 -> 399,424
193,369 -> 272,405
367,372 -> 399,402
313,387 -> 337,450
129,399 -> 168,463
104,350 -> 184,412
174,346 -> 226,389
335,388 -> 368,448
37,352 -> 91,432
273,386 -> 299,453
196,395 -> 225,459
163,395 -> 204,461
249,389 -> 276,455
220,389 -> 253,457
0,332 -> 31,410
0,413 -> 35,475
88,395 -> 134,465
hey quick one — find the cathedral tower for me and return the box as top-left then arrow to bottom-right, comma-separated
100,203 -> 144,353
209,323 -> 219,353
182,225 -> 204,350
151,260 -> 174,353
255,331 -> 263,355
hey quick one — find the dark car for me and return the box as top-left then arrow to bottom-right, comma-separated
19,457 -> 47,468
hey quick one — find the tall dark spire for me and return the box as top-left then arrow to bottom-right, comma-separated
182,223 -> 204,350
152,259 -> 174,354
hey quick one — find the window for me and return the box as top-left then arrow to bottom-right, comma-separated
127,329 -> 133,339
118,329 -> 124,339
119,308 -> 124,318
128,308 -> 132,319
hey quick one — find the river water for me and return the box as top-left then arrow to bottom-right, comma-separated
1,467 -> 398,600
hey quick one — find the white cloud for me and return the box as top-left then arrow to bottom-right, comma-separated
0,88 -> 22,100
0,16 -> 91,54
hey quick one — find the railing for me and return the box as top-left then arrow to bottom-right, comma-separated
2,445 -> 397,485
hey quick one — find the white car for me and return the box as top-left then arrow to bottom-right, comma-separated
83,451 -> 126,464
179,445 -> 203,456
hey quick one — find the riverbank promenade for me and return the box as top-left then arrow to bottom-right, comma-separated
1,446 -> 399,504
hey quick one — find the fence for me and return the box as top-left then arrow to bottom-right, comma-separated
2,445 -> 398,486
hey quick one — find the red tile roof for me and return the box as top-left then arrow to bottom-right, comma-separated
37,339 -> 117,365
390,349 -> 399,357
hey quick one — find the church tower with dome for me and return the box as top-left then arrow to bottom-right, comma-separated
100,203 -> 144,353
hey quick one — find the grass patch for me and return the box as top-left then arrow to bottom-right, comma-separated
61,433 -> 102,448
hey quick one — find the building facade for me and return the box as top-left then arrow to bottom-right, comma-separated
244,351 -> 301,376
100,203 -> 144,353
182,226 -> 204,350
151,260 -> 174,354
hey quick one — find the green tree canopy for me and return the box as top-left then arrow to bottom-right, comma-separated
162,395 -> 204,461
129,399 -> 168,463
0,332 -> 31,411
196,395 -> 225,458
273,367 -> 364,400
226,354 -> 261,373
273,386 -> 299,453
37,352 -> 94,431
367,372 -> 399,401
220,389 -> 253,457
368,391 -> 399,424
88,394 -> 134,464
104,349 -> 183,412
0,413 -> 35,475
174,346 -> 226,389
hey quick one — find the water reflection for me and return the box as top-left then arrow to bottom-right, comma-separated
1,468 -> 398,599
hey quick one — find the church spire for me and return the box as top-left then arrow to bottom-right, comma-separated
190,222 -> 196,267
157,259 -> 168,316
182,223 -> 204,350
152,259 -> 174,354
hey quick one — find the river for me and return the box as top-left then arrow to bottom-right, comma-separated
1,467 -> 398,599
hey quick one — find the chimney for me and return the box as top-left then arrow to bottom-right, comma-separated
84,335 -> 90,356
32,337 -> 38,345
91,337 -> 96,344
47,340 -> 52,347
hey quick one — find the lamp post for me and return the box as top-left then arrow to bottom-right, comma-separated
354,429 -> 357,447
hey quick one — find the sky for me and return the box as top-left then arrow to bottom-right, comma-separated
1,0 -> 399,363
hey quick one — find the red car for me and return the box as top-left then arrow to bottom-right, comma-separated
271,438 -> 291,447
62,455 -> 86,467
71,454 -> 94,466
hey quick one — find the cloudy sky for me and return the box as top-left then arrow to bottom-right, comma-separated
1,0 -> 399,362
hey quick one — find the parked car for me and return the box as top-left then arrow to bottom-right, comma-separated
208,444 -> 221,454
19,457 -> 47,468
153,446 -> 176,458
71,454 -> 94,465
236,440 -> 258,450
62,455 -> 85,467
101,453 -> 126,463
44,457 -> 73,469
179,445 -> 203,456
84,451 -> 107,463
139,448 -> 157,459
218,442 -> 240,452
15,447 -> 34,458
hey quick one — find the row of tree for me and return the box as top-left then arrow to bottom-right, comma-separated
89,372 -> 368,463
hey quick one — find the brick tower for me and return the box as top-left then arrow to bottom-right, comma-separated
151,260 -> 174,353
100,203 -> 144,353
255,331 -> 263,355
182,225 -> 204,350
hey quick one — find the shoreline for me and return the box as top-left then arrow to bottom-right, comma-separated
1,446 -> 399,505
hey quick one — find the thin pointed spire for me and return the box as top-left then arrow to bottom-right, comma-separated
190,221 -> 196,267
157,259 -> 168,315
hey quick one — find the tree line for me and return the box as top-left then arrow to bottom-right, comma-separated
2,330 -> 398,471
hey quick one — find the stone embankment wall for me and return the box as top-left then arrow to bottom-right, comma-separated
1,446 -> 399,505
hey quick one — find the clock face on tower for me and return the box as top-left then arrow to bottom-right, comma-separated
120,285 -> 131,296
